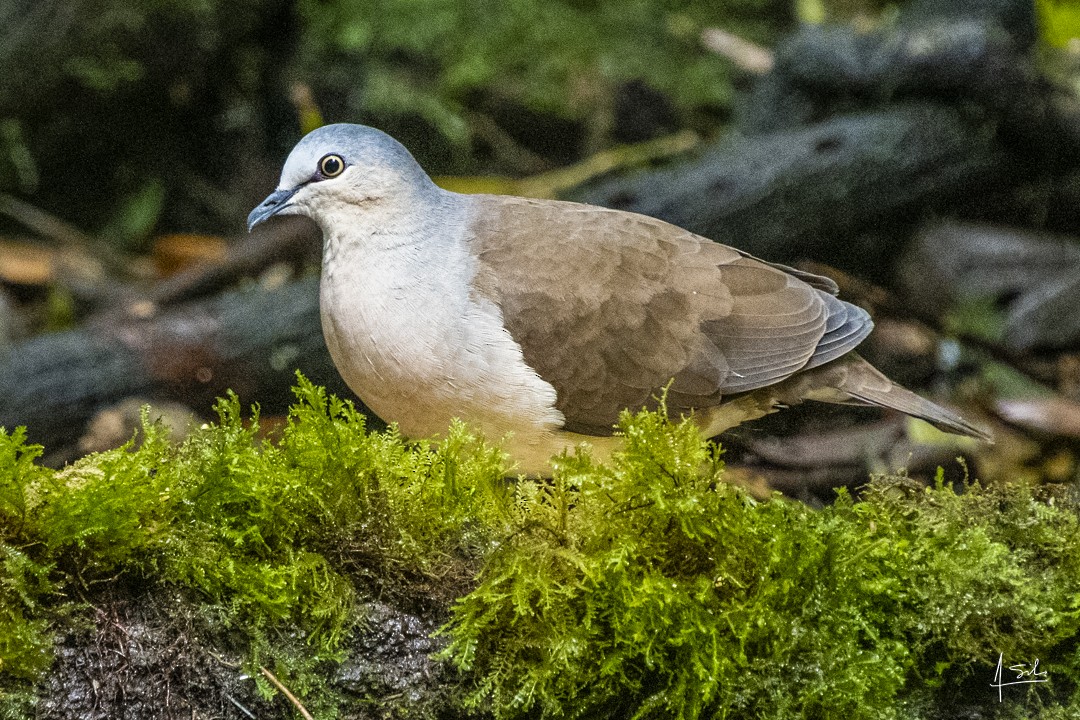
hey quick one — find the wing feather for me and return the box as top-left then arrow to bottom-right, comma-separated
466,195 -> 867,435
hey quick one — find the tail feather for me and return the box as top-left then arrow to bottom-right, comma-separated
834,355 -> 992,441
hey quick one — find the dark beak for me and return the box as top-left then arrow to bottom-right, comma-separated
247,187 -> 299,231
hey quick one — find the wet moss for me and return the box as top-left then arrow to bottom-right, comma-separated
2,378 -> 1079,718
0,374 -> 508,716
442,408 -> 1080,719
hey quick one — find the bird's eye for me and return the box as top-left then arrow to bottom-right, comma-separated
319,154 -> 345,178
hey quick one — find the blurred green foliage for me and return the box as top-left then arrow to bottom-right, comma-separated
0,0 -> 256,233
1,0 -> 786,236
2,378 -> 1078,717
99,178 -> 166,250
298,0 -> 783,145
1037,0 -> 1080,48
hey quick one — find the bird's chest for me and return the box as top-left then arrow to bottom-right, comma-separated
318,239 -> 562,439
320,248 -> 462,391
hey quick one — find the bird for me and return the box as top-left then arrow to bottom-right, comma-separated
248,123 -> 989,475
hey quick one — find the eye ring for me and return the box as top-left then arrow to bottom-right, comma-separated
319,154 -> 346,178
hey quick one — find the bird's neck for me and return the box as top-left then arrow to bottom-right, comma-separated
317,187 -> 453,266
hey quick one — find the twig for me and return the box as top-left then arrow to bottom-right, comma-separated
435,130 -> 702,200
514,129 -> 700,199
0,191 -> 96,248
224,692 -> 256,719
147,215 -> 317,307
290,82 -> 325,136
465,110 -> 554,175
700,28 -> 774,74
0,191 -> 131,281
260,665 -> 315,720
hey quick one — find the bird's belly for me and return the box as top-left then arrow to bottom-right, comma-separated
320,302 -> 468,437
319,271 -> 564,449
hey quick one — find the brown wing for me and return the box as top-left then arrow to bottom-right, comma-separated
466,195 -> 871,435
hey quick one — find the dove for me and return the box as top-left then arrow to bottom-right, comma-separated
249,124 -> 988,474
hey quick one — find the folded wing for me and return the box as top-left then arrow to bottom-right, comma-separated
467,196 -> 872,435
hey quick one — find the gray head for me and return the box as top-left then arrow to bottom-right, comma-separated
247,123 -> 440,231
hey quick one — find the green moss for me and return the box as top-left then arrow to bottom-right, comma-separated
0,545 -> 53,681
0,374 -> 510,714
443,407 -> 1080,719
0,429 -> 55,681
2,378 -> 1079,718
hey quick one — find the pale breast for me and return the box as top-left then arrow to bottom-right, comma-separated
317,202 -> 565,445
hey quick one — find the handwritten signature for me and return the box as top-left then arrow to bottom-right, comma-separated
991,652 -> 1048,702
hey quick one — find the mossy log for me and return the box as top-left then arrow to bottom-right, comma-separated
3,398 -> 1077,718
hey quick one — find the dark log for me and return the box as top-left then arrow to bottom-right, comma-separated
740,12 -> 1036,136
572,0 -> 1063,277
572,103 -> 1007,275
899,221 -> 1080,352
0,277 -> 353,459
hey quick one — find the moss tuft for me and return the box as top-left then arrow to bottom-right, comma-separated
0,428 -> 55,681
443,406 -> 1080,719
0,373 -> 510,714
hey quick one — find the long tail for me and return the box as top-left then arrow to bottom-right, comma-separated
831,354 -> 992,441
